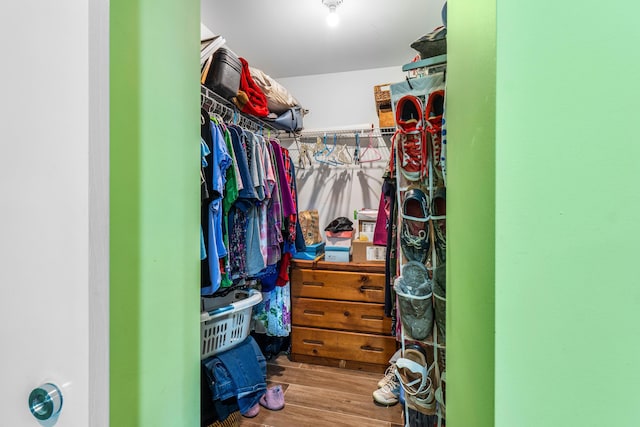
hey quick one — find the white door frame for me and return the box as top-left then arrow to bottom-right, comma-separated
89,0 -> 110,425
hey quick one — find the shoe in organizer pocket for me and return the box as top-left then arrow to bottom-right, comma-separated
395,95 -> 424,133
396,344 -> 436,415
433,263 -> 446,344
425,90 -> 445,180
400,187 -> 430,264
394,262 -> 434,341
395,95 -> 427,181
431,186 -> 446,264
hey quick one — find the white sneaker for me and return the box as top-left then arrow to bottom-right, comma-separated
373,373 -> 400,406
377,363 -> 397,388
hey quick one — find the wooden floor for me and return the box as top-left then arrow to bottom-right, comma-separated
240,354 -> 403,427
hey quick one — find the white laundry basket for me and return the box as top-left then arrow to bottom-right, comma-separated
200,288 -> 262,359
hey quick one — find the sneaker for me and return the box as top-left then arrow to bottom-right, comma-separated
395,95 -> 423,133
395,131 -> 427,182
433,263 -> 446,344
425,90 -> 445,181
394,95 -> 427,181
373,372 -> 400,406
377,363 -> 397,388
394,263 -> 434,341
400,187 -> 430,264
431,187 -> 446,265
399,261 -> 431,295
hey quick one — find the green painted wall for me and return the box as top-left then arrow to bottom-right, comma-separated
446,0 -> 496,425
110,0 -> 201,425
495,1 -> 640,426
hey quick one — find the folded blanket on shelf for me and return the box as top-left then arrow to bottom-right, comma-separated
233,58 -> 270,118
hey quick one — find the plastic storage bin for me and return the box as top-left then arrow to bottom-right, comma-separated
200,289 -> 262,359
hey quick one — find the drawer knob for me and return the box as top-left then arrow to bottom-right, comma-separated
360,345 -> 384,353
343,311 -> 350,317
359,275 -> 370,283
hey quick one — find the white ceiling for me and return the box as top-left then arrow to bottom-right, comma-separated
201,0 -> 446,79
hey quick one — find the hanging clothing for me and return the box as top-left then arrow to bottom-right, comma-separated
265,142 -> 283,266
226,126 -> 256,280
244,130 -> 266,276
253,284 -> 292,337
202,122 -> 232,296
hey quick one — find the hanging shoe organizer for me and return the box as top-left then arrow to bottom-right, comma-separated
389,64 -> 447,427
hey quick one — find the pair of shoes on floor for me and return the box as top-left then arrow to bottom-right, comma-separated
397,345 -> 437,415
242,385 -> 285,418
373,363 -> 400,406
394,262 -> 434,341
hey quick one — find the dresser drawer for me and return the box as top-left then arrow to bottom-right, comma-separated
292,297 -> 392,334
291,326 -> 396,366
291,268 -> 385,303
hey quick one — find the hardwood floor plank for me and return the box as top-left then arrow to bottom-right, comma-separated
284,383 -> 402,424
238,403 -> 392,427
267,363 -> 379,396
234,354 -> 403,427
268,354 -> 385,381
266,354 -> 303,369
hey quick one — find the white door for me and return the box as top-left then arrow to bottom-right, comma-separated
0,0 -> 109,425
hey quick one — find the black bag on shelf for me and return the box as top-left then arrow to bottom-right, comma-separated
203,48 -> 242,100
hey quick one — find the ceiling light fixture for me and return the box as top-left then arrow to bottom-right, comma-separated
322,0 -> 343,27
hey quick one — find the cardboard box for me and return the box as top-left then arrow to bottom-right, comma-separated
325,249 -> 350,263
357,209 -> 378,241
378,109 -> 395,128
352,240 -> 386,263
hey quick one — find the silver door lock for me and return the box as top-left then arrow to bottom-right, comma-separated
28,383 -> 63,421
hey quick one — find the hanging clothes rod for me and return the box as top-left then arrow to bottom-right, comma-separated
293,126 -> 396,138
200,85 -> 279,134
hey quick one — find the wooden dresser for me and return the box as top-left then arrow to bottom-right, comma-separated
290,259 -> 397,373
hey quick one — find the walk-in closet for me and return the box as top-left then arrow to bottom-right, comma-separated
199,1 -> 446,426
7,0 -> 635,425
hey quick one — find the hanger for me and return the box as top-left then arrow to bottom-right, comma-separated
314,134 -> 339,166
325,134 -> 352,166
295,135 -> 311,169
359,124 -> 382,163
334,143 -> 352,165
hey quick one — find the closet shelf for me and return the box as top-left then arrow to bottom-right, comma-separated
201,85 -> 280,134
